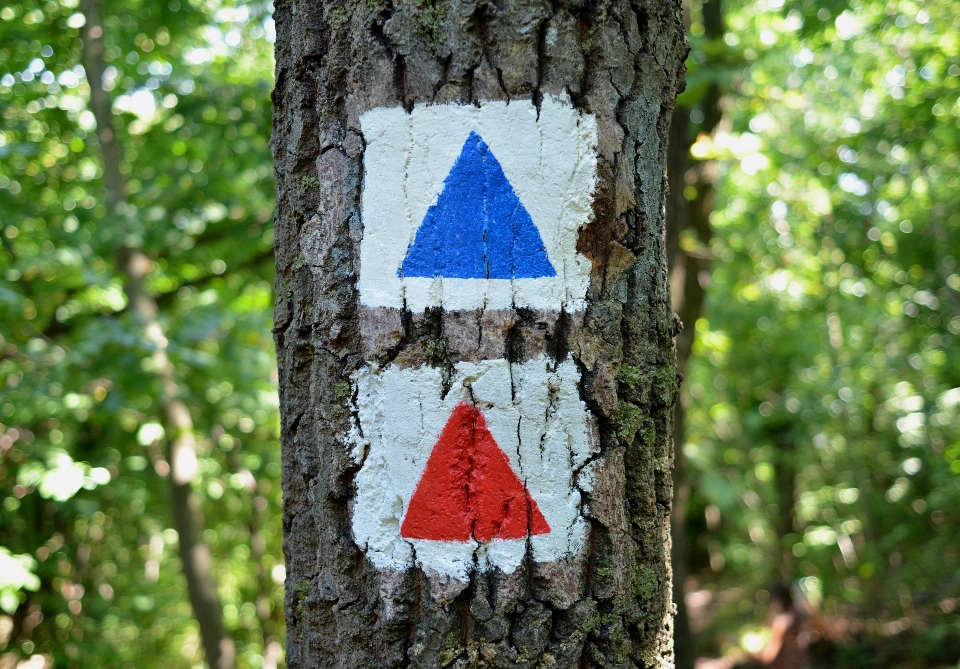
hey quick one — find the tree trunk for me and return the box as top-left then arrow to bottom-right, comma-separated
79,2 -> 235,667
772,429 -> 797,580
272,2 -> 687,667
664,1 -> 723,666
664,101 -> 695,669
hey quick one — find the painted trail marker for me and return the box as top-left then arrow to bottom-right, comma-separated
349,98 -> 601,584
400,402 -> 551,542
400,131 -> 557,281
358,97 -> 598,312
349,357 -> 598,583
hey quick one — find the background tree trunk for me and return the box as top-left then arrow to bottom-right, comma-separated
272,1 -> 687,666
79,2 -> 235,667
664,1 -> 723,665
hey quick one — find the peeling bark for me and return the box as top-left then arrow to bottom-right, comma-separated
272,1 -> 687,666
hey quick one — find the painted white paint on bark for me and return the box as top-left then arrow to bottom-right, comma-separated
348,356 -> 599,582
357,96 -> 598,312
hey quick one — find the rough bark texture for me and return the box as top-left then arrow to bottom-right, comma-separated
80,2 -> 235,667
271,1 -> 687,666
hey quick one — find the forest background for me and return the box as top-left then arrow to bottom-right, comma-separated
0,0 -> 958,668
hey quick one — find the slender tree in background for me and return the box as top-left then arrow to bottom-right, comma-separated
664,1 -> 725,666
0,1 -> 280,667
272,0 -> 687,666
78,2 -> 235,665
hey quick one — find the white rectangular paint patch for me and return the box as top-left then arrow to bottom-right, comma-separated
358,97 -> 598,313
348,356 -> 599,582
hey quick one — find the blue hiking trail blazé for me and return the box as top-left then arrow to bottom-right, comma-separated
399,131 -> 557,280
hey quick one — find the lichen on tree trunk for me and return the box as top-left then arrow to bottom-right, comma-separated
271,1 -> 688,666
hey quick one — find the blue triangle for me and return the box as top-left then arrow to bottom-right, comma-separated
399,131 -> 557,280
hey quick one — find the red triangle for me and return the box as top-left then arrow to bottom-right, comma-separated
400,402 -> 550,542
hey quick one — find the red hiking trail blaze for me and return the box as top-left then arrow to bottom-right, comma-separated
400,402 -> 550,542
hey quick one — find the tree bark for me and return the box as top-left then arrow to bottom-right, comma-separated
272,1 -> 687,667
79,2 -> 235,667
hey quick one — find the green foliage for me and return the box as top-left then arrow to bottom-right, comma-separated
0,549 -> 40,615
682,0 -> 960,665
0,0 -> 281,666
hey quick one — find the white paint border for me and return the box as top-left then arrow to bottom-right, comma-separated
357,96 -> 598,312
348,356 -> 599,580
